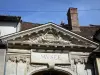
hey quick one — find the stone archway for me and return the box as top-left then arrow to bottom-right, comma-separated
28,66 -> 75,75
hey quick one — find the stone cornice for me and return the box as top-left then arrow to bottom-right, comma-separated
8,42 -> 95,52
8,41 -> 96,48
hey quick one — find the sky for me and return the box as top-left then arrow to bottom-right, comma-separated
0,0 -> 100,26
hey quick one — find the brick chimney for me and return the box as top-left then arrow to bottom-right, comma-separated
67,8 -> 80,32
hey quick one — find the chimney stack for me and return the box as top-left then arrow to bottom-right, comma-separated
67,8 -> 80,32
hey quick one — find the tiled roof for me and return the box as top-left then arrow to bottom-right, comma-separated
21,22 -> 43,31
75,26 -> 100,41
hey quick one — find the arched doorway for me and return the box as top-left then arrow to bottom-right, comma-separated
28,67 -> 75,75
32,69 -> 71,75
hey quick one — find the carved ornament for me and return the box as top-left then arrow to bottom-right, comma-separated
7,55 -> 30,63
24,29 -> 72,45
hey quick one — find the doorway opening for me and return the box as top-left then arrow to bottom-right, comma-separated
32,70 -> 70,75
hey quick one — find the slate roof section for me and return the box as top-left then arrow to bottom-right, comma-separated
0,15 -> 21,22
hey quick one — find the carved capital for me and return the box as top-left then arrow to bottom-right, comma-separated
74,57 -> 88,64
7,56 -> 17,62
16,56 -> 26,63
7,55 -> 30,63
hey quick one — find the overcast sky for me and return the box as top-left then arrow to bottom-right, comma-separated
0,0 -> 100,26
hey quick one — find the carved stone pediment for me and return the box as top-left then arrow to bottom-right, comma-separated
1,23 -> 98,48
23,29 -> 72,45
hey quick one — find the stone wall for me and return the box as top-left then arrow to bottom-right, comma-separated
5,49 -> 94,75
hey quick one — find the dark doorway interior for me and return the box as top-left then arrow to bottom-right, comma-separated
32,70 -> 69,75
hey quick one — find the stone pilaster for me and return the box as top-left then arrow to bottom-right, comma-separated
0,40 -> 7,75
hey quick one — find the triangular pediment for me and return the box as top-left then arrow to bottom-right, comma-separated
22,29 -> 72,45
0,23 -> 99,48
